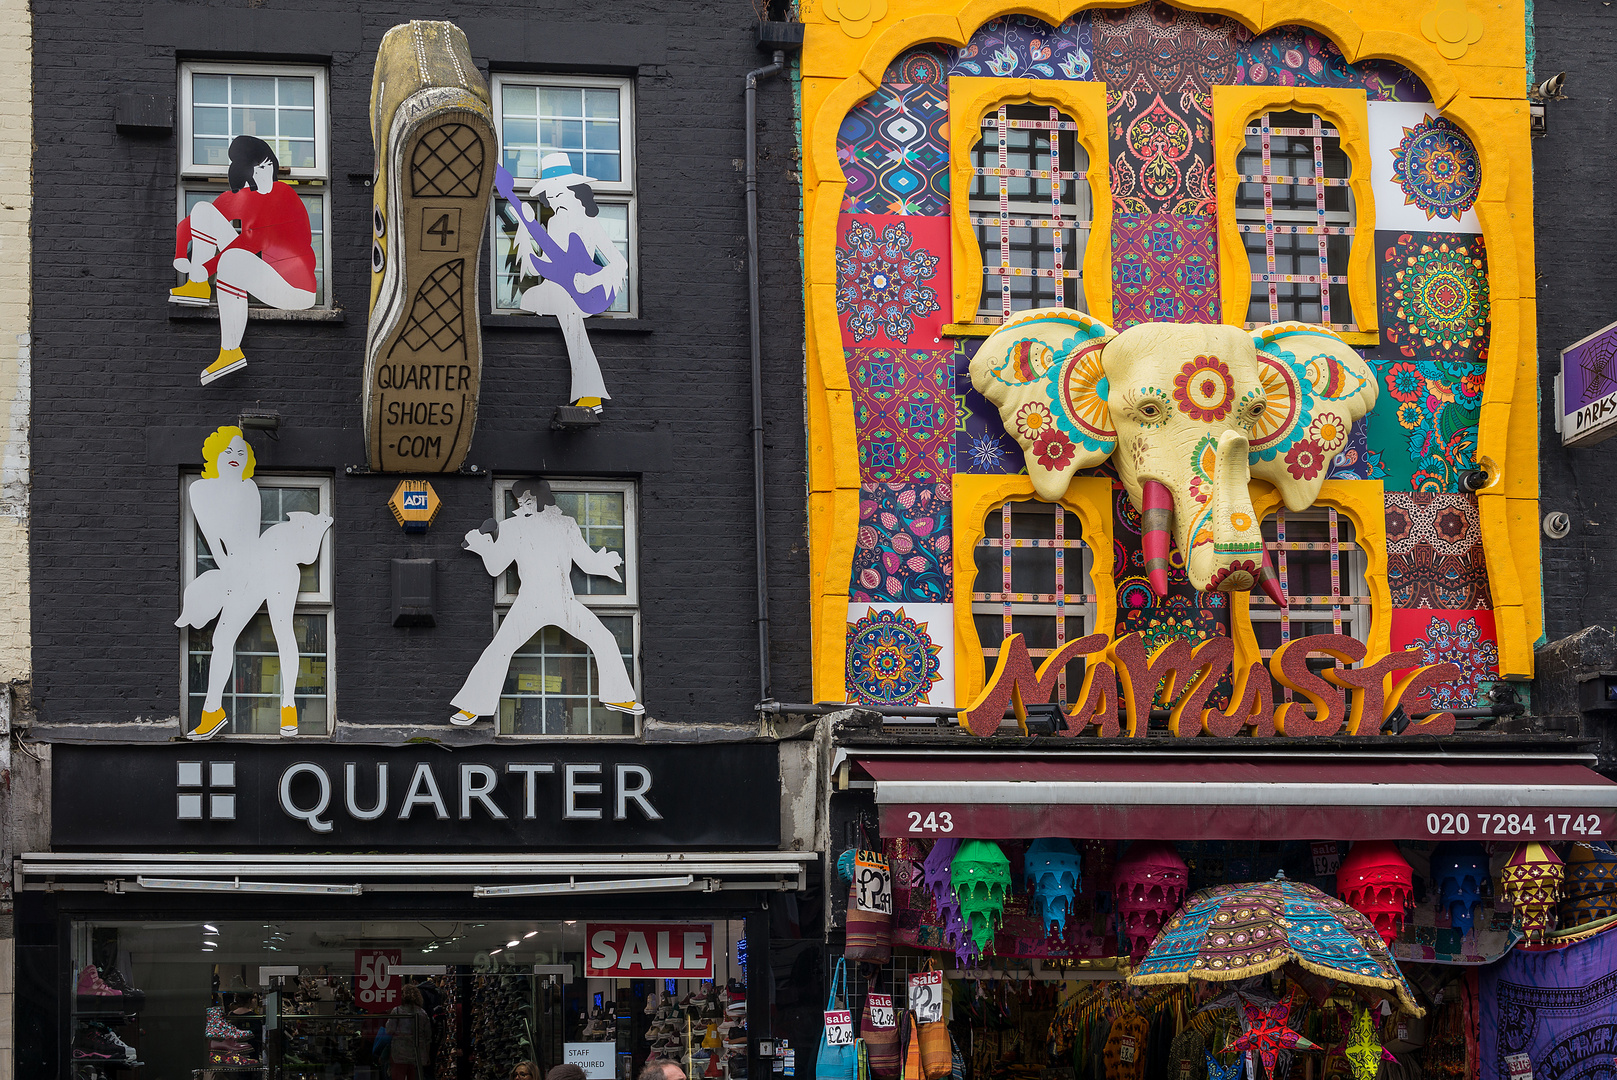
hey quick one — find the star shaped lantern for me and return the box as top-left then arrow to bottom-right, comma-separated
1343,1008 -> 1396,1080
1225,997 -> 1318,1078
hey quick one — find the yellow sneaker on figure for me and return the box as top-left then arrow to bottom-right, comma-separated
603,700 -> 646,716
280,706 -> 299,737
575,397 -> 604,413
200,348 -> 247,385
170,279 -> 212,306
450,709 -> 479,726
188,709 -> 229,741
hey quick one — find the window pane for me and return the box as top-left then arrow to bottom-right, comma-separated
539,87 -> 583,118
280,109 -> 314,140
187,612 -> 329,736
194,106 -> 229,136
193,74 -> 229,104
188,70 -> 323,174
503,84 -> 536,118
192,138 -> 229,167
543,118 -> 584,152
277,76 -> 314,107
584,88 -> 620,119
497,616 -> 636,735
234,76 -> 277,106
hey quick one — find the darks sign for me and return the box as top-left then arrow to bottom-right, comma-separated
51,743 -> 780,850
1559,319 -> 1617,446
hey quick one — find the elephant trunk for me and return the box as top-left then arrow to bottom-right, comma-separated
1185,430 -> 1287,608
1141,480 -> 1173,597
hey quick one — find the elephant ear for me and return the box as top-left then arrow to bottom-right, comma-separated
969,308 -> 1118,500
1246,322 -> 1379,510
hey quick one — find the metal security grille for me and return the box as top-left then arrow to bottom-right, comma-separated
971,501 -> 1095,707
1252,508 -> 1370,703
969,104 -> 1090,321
1235,111 -> 1355,331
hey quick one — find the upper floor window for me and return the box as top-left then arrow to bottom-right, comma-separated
1251,506 -> 1369,705
971,500 -> 1096,711
490,75 -> 636,316
492,478 -> 639,736
178,63 -> 330,306
181,474 -> 334,736
969,104 -> 1089,322
1235,110 -> 1354,330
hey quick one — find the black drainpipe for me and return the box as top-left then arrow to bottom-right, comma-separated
746,45 -> 787,704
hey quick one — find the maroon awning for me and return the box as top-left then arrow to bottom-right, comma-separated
858,757 -> 1617,842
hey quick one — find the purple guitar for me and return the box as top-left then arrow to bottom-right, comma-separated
494,164 -> 617,316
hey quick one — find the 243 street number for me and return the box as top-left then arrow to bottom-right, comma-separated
906,811 -> 954,833
1427,811 -> 1604,837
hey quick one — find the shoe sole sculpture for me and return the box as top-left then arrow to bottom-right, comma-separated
365,20 -> 495,473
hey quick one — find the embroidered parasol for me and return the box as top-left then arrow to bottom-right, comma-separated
1128,873 -> 1422,1015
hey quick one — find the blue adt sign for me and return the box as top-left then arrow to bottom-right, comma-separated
403,491 -> 429,509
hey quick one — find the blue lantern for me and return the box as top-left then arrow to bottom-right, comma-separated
1430,840 -> 1489,933
1024,838 -> 1083,936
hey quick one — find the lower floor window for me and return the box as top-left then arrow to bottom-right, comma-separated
185,613 -> 329,736
497,614 -> 638,736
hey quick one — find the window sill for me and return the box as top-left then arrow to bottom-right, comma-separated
169,304 -> 346,324
943,322 -> 995,338
481,313 -> 653,333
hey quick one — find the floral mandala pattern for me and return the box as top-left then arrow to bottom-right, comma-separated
836,218 -> 942,343
849,347 -> 954,482
1389,114 -> 1480,221
1382,233 -> 1489,355
1398,612 -> 1498,709
1173,354 -> 1235,421
1112,213 -> 1219,326
853,483 -> 953,603
846,607 -> 944,706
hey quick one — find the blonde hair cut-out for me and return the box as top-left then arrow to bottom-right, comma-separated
200,425 -> 257,479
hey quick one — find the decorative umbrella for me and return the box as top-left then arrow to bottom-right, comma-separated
1128,873 -> 1423,1015
1225,996 -> 1317,1078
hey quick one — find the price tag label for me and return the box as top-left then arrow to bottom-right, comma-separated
1505,1052 -> 1533,1080
1311,841 -> 1340,876
908,970 -> 944,1024
825,1010 -> 854,1046
854,850 -> 892,915
1119,1037 -> 1136,1064
867,993 -> 895,1029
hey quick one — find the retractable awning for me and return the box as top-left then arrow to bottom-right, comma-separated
858,757 -> 1617,842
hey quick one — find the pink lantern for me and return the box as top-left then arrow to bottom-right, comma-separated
1337,840 -> 1413,945
1112,840 -> 1187,964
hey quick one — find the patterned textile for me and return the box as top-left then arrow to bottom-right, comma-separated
1225,998 -> 1317,1079
1103,1013 -> 1150,1080
1363,342 -> 1482,493
1112,213 -> 1219,325
1130,875 -> 1421,1014
1390,609 -> 1499,709
845,606 -> 944,706
949,14 -> 1092,80
1326,418 -> 1388,480
1479,923 -> 1617,1080
1389,114 -> 1481,222
954,338 -> 1027,475
852,482 -> 954,603
849,347 -> 954,482
1109,92 -> 1214,215
1386,492 -> 1491,608
1092,4 -> 1240,94
836,215 -> 947,347
1380,231 -> 1490,357
1206,1053 -> 1242,1080
1344,1007 -> 1394,1080
1237,26 -> 1430,101
838,84 -> 950,216
883,44 -> 951,84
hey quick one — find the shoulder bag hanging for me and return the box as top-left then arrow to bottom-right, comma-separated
845,839 -> 893,964
817,957 -> 858,1080
861,982 -> 900,1080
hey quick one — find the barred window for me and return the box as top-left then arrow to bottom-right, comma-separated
1251,507 -> 1370,704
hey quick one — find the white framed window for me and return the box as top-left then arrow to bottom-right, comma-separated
970,500 -> 1097,711
491,478 -> 639,736
179,474 -> 334,737
1250,506 -> 1370,704
177,62 -> 332,306
489,74 -> 637,316
1235,110 -> 1355,330
969,104 -> 1090,322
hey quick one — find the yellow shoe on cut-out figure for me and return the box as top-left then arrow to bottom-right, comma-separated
280,706 -> 299,737
575,396 -> 604,413
188,709 -> 229,741
170,279 -> 212,306
450,709 -> 479,726
603,700 -> 646,716
200,348 -> 247,385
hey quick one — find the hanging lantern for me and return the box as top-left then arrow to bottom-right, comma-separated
1430,840 -> 1489,934
1336,840 -> 1413,945
1024,838 -> 1083,937
951,840 -> 1011,956
1559,843 -> 1617,928
1112,840 -> 1187,964
1501,842 -> 1565,942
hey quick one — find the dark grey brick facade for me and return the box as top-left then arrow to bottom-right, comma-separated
30,2 -> 810,731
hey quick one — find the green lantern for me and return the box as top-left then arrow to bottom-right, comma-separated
951,840 -> 1011,954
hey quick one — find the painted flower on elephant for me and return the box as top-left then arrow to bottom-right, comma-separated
1015,401 -> 1054,440
1284,438 -> 1326,480
1172,354 -> 1235,421
1032,428 -> 1077,470
1307,412 -> 1345,446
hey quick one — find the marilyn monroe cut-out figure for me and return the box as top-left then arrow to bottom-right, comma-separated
177,426 -> 333,740
172,135 -> 318,385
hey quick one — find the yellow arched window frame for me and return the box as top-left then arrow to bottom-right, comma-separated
1211,86 -> 1377,345
951,474 -> 1116,708
947,78 -> 1113,332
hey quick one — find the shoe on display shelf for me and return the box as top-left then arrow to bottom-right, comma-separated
74,967 -> 124,1011
73,1023 -> 139,1064
97,967 -> 146,1011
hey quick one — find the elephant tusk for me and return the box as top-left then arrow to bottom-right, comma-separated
1141,479 -> 1173,598
1256,544 -> 1287,608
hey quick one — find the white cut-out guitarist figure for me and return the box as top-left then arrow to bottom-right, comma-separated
450,479 -> 643,726
496,154 -> 628,413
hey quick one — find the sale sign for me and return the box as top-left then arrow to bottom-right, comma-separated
354,949 -> 402,1014
585,923 -> 714,978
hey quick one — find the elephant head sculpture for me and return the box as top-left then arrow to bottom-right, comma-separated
970,310 -> 1377,605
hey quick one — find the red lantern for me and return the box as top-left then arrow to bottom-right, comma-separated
1113,840 -> 1187,964
1336,840 -> 1413,945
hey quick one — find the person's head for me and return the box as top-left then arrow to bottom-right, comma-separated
529,152 -> 600,219
638,1063 -> 686,1080
512,478 -> 555,515
547,1065 -> 587,1080
226,135 -> 280,194
401,984 -> 424,1008
200,425 -> 255,480
511,1064 -> 540,1080
537,182 -> 599,219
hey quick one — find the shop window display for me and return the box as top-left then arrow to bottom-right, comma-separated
69,918 -> 746,1080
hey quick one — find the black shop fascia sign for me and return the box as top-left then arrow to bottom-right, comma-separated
51,742 -> 780,851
